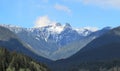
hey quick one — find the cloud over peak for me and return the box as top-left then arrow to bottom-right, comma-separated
34,15 -> 56,28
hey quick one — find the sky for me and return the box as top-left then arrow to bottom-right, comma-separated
0,0 -> 120,29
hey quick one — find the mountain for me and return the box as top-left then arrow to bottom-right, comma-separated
0,24 -> 111,60
50,27 -> 111,60
0,24 -> 115,71
70,26 -> 120,61
0,47 -> 50,71
0,26 -> 52,64
1,24 -> 97,46
51,26 -> 120,71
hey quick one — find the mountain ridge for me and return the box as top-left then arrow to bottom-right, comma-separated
50,26 -> 120,71
0,24 -> 111,60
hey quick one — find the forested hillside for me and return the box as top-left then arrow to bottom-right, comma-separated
0,47 -> 50,71
69,60 -> 120,71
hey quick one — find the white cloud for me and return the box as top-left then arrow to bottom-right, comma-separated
63,0 -> 120,9
54,3 -> 71,13
34,15 -> 56,27
82,0 -> 120,8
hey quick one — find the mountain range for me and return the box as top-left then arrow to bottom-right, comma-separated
51,26 -> 120,71
1,24 -> 120,71
0,24 -> 110,60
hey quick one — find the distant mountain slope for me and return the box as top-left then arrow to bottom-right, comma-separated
51,26 -> 120,71
0,26 -> 52,64
70,26 -> 120,62
0,47 -> 50,71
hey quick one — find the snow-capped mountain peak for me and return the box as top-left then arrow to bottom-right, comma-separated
0,24 -> 99,46
63,23 -> 72,30
48,23 -> 64,34
75,27 -> 98,36
0,24 -> 24,33
33,23 -> 64,34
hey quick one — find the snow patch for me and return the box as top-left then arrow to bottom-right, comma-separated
35,37 -> 40,41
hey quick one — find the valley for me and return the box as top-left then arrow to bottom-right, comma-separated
1,0 -> 120,71
1,24 -> 120,71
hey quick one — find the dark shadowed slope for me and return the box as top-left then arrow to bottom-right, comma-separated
52,26 -> 120,71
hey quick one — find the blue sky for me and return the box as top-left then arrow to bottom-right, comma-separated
0,0 -> 120,28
